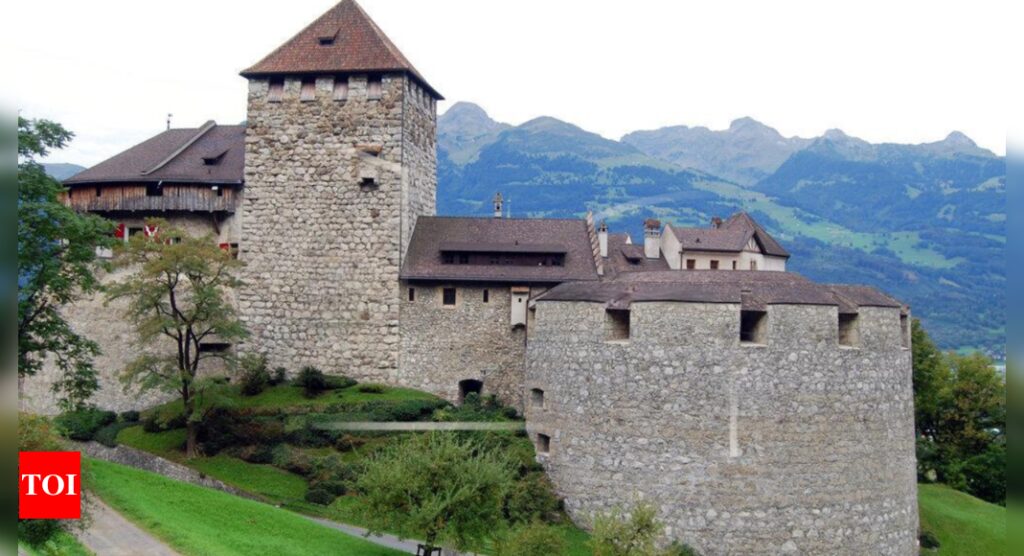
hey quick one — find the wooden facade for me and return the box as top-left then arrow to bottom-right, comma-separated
64,183 -> 239,213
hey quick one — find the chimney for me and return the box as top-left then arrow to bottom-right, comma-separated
598,220 -> 609,258
493,192 -> 503,218
643,218 -> 661,259
711,216 -> 723,229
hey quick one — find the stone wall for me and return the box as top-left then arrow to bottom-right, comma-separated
525,300 -> 917,555
19,213 -> 227,415
398,282 -> 528,409
240,73 -> 436,382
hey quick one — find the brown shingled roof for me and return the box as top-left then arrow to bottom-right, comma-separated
538,270 -> 902,312
64,123 -> 245,186
241,0 -> 441,99
604,233 -> 670,277
668,211 -> 789,258
401,217 -> 599,283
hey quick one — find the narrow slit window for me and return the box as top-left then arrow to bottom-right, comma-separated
442,287 -> 457,307
740,310 -> 767,345
408,288 -> 415,302
530,388 -> 544,408
268,78 -> 284,102
838,313 -> 859,347
536,433 -> 551,454
732,261 -> 737,270
483,289 -> 490,303
367,77 -> 383,100
750,260 -> 758,270
900,314 -> 910,348
95,186 -> 102,198
333,78 -> 349,101
605,309 -> 630,341
300,78 -> 316,101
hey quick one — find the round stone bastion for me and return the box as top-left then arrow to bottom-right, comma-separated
524,296 -> 917,556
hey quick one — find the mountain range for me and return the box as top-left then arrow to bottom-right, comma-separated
436,102 -> 1005,359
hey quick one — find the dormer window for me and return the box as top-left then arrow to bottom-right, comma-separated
268,78 -> 284,102
318,27 -> 338,46
202,149 -> 228,166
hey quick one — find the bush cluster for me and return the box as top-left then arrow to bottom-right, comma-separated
239,353 -> 271,396
18,519 -> 62,547
505,472 -> 562,524
270,367 -> 288,386
356,383 -> 386,394
297,366 -> 328,397
304,487 -> 335,506
141,410 -> 187,433
54,408 -> 117,441
94,420 -> 136,447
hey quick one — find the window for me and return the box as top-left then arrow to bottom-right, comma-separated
750,260 -> 758,270
199,342 -> 231,353
710,260 -> 719,270
128,226 -> 144,237
367,77 -> 383,100
442,253 -> 455,264
605,309 -> 630,341
900,314 -> 910,348
489,255 -> 500,265
268,78 -> 284,102
530,388 -> 545,408
732,261 -> 737,270
458,379 -> 482,403
686,259 -> 696,270
408,287 -> 415,302
458,254 -> 469,264
535,433 -> 551,454
300,79 -> 316,101
146,183 -> 163,197
360,177 -> 377,191
483,289 -> 490,303
95,186 -> 102,198
216,186 -> 224,197
333,78 -> 349,101
442,287 -> 457,306
838,313 -> 859,347
740,310 -> 767,345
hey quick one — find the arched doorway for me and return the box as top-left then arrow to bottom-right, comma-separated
458,379 -> 483,404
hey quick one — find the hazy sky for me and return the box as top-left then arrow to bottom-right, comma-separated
7,0 -> 1013,166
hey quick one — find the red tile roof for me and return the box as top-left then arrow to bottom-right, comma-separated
241,0 -> 441,99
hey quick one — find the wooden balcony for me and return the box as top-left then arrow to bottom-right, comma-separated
64,183 -> 239,213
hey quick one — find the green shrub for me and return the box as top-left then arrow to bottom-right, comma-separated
239,353 -> 271,396
324,375 -> 357,390
494,521 -> 567,556
141,410 -> 186,433
304,486 -> 336,505
54,408 -> 117,441
236,444 -> 276,464
18,519 -> 63,546
120,410 -> 141,423
356,383 -> 386,394
94,421 -> 135,447
270,367 -> 288,385
271,444 -> 314,476
311,455 -> 361,495
919,529 -> 941,550
664,541 -> 701,556
335,434 -> 368,452
197,409 -> 287,454
297,366 -> 328,397
506,472 -> 562,524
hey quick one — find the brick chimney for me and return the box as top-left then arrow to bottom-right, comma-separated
711,216 -> 723,228
493,192 -> 503,218
598,220 -> 608,258
643,218 -> 661,259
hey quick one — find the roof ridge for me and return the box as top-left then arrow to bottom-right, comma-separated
141,120 -> 217,176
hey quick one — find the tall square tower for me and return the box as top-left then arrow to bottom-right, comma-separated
239,0 -> 439,379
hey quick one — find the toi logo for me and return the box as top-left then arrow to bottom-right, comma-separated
19,452 -> 81,519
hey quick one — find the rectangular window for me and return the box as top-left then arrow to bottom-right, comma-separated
838,313 -> 859,347
95,186 -> 102,198
442,287 -> 457,306
530,388 -> 545,408
300,79 -> 316,101
686,259 -> 696,270
128,226 -> 144,237
605,309 -> 630,341
483,289 -> 490,303
442,253 -> 454,264
145,183 -> 163,197
710,260 -> 719,270
900,314 -> 910,348
268,78 -> 284,102
408,288 -> 415,302
333,78 -> 349,101
367,77 -> 383,100
199,342 -> 231,353
489,255 -> 500,265
731,261 -> 737,270
536,433 -> 551,454
458,254 -> 470,264
740,310 -> 767,345
750,260 -> 757,270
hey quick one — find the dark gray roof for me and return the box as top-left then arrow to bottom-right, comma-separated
537,270 -> 902,312
604,233 -> 670,277
439,242 -> 567,254
65,122 -> 245,186
401,217 -> 599,283
669,211 -> 789,258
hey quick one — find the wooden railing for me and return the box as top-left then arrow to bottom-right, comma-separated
64,183 -> 238,213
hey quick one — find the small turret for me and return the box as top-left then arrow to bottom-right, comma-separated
598,220 -> 609,258
644,218 -> 661,259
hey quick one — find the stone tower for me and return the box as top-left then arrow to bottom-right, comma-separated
239,0 -> 440,380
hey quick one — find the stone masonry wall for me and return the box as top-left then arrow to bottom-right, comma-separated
398,282 -> 527,409
240,73 -> 435,382
525,300 -> 917,555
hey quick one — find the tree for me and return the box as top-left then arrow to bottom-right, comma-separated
911,318 -> 951,438
356,432 -> 515,554
939,352 -> 1005,462
106,220 -> 246,458
18,117 -> 112,410
493,520 -> 567,556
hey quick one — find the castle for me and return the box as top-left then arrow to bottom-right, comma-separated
21,1 -> 919,553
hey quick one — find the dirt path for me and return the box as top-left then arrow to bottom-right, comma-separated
76,499 -> 180,556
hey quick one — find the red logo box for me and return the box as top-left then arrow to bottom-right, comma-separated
19,451 -> 81,519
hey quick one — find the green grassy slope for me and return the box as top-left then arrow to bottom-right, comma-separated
918,483 -> 1006,556
84,458 -> 403,556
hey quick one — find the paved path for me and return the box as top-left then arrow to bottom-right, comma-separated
76,499 -> 180,556
305,516 -> 421,554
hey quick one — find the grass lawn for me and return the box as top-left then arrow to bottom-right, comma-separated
84,458 -> 402,556
19,530 -> 94,556
918,483 -> 1006,556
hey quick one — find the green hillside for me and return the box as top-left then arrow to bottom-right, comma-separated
918,483 -> 1005,555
